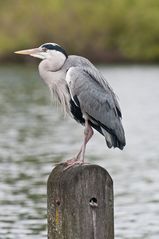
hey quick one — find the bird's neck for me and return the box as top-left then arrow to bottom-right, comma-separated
38,59 -> 70,116
39,53 -> 66,72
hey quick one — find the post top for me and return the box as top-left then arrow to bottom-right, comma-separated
48,162 -> 113,186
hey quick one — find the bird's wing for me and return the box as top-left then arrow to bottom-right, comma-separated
83,65 -> 122,118
66,66 -> 126,148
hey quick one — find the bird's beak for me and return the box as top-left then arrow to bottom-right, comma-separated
15,48 -> 39,55
14,48 -> 45,59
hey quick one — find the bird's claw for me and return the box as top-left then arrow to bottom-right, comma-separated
64,158 -> 84,170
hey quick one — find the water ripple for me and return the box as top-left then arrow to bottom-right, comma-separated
0,65 -> 159,238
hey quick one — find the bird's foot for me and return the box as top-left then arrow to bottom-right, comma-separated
64,157 -> 84,170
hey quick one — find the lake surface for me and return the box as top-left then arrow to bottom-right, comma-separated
0,65 -> 159,239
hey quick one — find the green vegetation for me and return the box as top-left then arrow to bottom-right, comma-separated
1,0 -> 159,62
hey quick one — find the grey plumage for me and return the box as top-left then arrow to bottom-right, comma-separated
64,56 -> 125,149
15,43 -> 126,164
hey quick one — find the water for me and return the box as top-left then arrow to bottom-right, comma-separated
0,65 -> 159,239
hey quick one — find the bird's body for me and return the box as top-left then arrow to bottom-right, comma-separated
15,43 -> 126,164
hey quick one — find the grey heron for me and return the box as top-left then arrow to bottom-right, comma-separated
15,43 -> 126,166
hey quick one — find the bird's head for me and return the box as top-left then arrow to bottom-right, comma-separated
15,43 -> 68,61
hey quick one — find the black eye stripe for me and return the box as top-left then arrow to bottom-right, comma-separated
41,44 -> 68,58
42,44 -> 56,50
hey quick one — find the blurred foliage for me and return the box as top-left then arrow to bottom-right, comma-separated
0,0 -> 159,62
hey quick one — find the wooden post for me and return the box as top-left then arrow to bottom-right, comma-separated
47,163 -> 114,239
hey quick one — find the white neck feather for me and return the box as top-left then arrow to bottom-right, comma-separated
38,52 -> 70,115
39,51 -> 66,72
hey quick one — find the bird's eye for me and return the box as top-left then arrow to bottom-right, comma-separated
42,47 -> 47,52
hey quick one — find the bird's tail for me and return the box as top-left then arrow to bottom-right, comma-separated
101,128 -> 126,150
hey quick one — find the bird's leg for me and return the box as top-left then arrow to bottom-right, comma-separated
78,120 -> 94,162
65,120 -> 93,167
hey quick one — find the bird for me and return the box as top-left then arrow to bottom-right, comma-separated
15,43 -> 126,166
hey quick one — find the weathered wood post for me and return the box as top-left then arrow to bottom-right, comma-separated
47,163 -> 114,239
